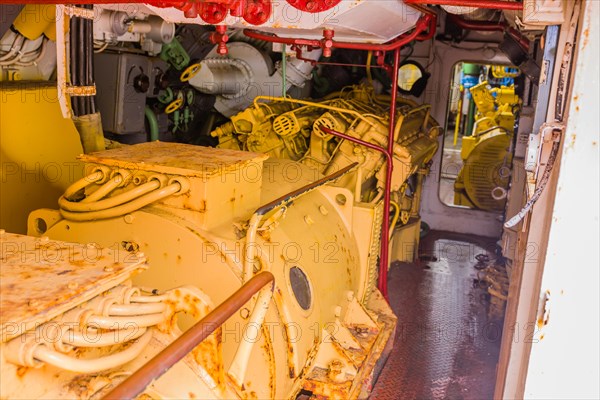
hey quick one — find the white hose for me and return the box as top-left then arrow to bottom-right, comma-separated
63,327 -> 147,347
0,35 -> 25,62
130,294 -> 168,303
94,42 -> 109,53
108,302 -> 167,316
59,180 -> 161,212
33,329 -> 153,373
14,39 -> 48,67
83,170 -> 132,203
244,214 -> 262,283
64,170 -> 105,199
88,313 -> 167,330
60,182 -> 182,221
0,37 -> 45,66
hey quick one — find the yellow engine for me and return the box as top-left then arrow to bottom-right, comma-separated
212,86 -> 440,231
3,141 -> 398,399
1,85 -> 439,398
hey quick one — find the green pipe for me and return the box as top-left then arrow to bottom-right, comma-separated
465,99 -> 476,137
145,106 -> 159,141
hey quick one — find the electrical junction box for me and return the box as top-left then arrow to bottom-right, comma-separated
93,53 -> 166,135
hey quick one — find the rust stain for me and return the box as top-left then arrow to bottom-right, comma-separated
260,324 -> 276,399
1,233 -> 145,342
191,326 -> 225,389
536,317 -> 544,330
302,366 -> 352,399
16,366 -> 29,378
66,374 -> 110,398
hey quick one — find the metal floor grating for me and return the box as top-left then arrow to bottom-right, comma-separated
371,231 -> 504,400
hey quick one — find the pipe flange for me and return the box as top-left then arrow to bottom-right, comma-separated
90,166 -> 112,185
147,174 -> 168,188
167,177 -> 191,195
109,169 -> 133,188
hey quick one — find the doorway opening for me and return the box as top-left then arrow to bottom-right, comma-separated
439,62 -> 522,212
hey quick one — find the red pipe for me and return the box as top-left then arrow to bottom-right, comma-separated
319,50 -> 401,300
332,14 -> 433,51
243,13 -> 435,54
320,125 -> 393,300
404,0 -> 523,10
381,47 -> 401,299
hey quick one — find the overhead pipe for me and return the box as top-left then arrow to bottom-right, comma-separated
404,0 -> 523,10
447,13 -> 505,32
243,13 -> 435,55
447,13 -> 530,51
103,271 -> 275,400
319,50 -> 401,300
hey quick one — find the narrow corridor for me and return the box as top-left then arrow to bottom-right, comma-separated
371,232 -> 505,399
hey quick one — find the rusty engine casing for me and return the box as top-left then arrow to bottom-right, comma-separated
4,141 -> 397,399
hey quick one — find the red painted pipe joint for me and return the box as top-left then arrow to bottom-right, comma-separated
210,25 -> 229,55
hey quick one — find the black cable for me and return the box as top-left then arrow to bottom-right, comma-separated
78,12 -> 87,115
87,6 -> 96,114
70,17 -> 80,116
83,6 -> 88,113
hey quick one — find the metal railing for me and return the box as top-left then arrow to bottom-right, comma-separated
103,271 -> 275,400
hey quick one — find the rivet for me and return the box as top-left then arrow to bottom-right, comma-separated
304,215 -> 314,225
124,214 -> 134,224
319,205 -> 328,215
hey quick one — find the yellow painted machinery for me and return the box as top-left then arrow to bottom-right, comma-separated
2,141 -> 400,399
211,86 -> 440,232
454,81 -> 520,211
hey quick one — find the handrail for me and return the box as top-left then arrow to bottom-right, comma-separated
103,271 -> 275,400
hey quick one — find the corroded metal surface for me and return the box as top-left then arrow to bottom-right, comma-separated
0,232 -> 146,342
80,142 -> 268,178
371,232 -> 503,399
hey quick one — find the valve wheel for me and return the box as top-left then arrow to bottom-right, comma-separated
180,63 -> 201,82
165,98 -> 184,114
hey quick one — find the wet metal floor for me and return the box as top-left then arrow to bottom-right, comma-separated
371,231 -> 504,400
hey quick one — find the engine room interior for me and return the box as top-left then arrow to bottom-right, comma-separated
0,0 -> 598,399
